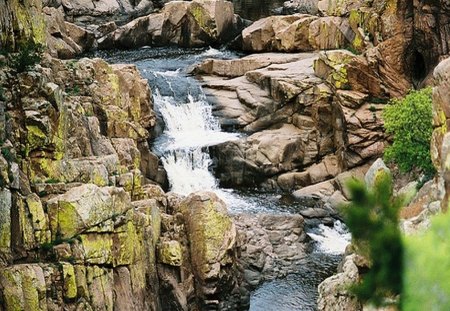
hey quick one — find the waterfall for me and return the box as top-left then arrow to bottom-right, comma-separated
307,221 -> 351,254
152,88 -> 239,195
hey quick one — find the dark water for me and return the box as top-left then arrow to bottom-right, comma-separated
250,253 -> 341,311
232,0 -> 286,20
99,46 -> 347,311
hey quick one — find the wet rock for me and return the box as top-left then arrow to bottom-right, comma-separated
282,0 -> 319,15
317,254 -> 363,311
234,213 -> 307,286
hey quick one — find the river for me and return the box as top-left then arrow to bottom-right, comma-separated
97,46 -> 350,310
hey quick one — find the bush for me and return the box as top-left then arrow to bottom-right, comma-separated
383,88 -> 434,175
9,41 -> 43,73
342,172 -> 404,307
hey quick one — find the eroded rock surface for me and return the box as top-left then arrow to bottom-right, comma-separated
197,52 -> 384,192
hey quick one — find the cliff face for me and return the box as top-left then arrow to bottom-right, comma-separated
0,56 -> 243,310
0,1 -> 244,310
0,0 -> 46,50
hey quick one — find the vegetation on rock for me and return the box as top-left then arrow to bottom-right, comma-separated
5,41 -> 43,73
383,88 -> 434,175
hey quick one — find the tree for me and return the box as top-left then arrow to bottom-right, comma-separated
342,171 -> 403,307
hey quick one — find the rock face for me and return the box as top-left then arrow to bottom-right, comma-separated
99,0 -> 244,49
431,57 -> 450,207
199,52 -> 384,191
0,0 -> 46,49
46,0 -> 154,25
0,40 -> 244,309
317,254 -> 363,311
234,214 -> 307,288
241,14 -> 358,53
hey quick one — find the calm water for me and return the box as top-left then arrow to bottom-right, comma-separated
233,0 -> 286,20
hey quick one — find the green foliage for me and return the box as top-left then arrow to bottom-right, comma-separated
45,178 -> 60,184
383,88 -> 435,175
402,211 -> 450,310
341,172 -> 404,307
9,41 -> 43,73
1,147 -> 15,162
66,85 -> 80,96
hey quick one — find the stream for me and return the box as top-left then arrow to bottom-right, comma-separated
97,46 -> 350,310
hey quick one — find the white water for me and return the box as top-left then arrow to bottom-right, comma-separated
307,221 -> 351,255
153,89 -> 239,195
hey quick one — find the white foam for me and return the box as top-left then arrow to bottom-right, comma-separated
307,221 -> 351,255
153,69 -> 182,77
153,89 -> 239,195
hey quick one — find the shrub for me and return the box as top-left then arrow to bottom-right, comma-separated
9,41 -> 43,73
383,88 -> 434,175
341,172 -> 404,307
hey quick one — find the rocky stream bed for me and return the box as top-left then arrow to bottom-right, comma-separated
0,0 -> 449,310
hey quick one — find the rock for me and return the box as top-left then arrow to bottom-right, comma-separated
317,254 -> 363,311
47,184 -> 131,239
293,179 -> 336,200
158,240 -> 182,266
179,192 -> 239,308
364,158 -> 391,190
234,213 -> 307,285
213,124 -> 307,187
44,7 -> 95,59
317,0 -> 360,16
0,189 -> 12,264
0,0 -> 46,49
241,14 -> 358,52
282,0 -> 319,15
99,0 -> 242,49
431,57 -> 450,170
61,0 -> 154,25
0,264 -> 47,310
199,51 -> 385,190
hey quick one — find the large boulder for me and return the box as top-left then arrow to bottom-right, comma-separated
99,0 -> 242,48
44,7 -> 96,59
47,184 -> 131,239
241,14 -> 359,53
178,192 -> 239,309
213,124 -> 308,187
317,254 -> 363,311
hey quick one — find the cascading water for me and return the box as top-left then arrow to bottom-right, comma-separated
152,89 -> 239,195
98,46 -> 351,311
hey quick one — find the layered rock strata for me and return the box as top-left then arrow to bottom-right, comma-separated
195,52 -> 384,194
